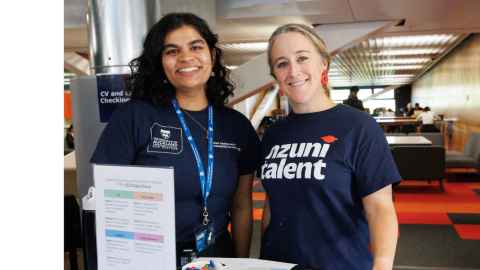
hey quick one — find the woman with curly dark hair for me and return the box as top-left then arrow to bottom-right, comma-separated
91,13 -> 260,267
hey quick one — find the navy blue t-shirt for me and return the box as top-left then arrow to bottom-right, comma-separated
258,104 -> 400,269
91,100 -> 261,242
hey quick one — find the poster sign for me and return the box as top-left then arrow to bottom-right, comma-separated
97,74 -> 131,122
93,164 -> 176,270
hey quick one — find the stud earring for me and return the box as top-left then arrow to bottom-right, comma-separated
211,71 -> 215,77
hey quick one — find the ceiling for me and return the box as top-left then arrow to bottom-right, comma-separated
64,0 -> 480,88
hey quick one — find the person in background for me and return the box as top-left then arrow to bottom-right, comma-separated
91,13 -> 260,267
258,23 -> 400,270
412,102 -> 423,118
416,106 -> 439,132
343,86 -> 365,111
384,108 -> 395,117
65,125 -> 75,150
414,102 -> 422,111
257,117 -> 274,139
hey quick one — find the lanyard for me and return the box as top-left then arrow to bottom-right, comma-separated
172,99 -> 214,225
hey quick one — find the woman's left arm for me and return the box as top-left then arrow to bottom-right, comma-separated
362,184 -> 398,270
231,173 -> 254,257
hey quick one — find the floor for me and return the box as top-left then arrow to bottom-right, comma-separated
65,175 -> 480,270
250,177 -> 480,269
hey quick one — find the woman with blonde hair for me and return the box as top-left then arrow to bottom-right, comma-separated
258,24 -> 400,269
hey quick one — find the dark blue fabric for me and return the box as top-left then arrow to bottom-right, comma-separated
91,100 -> 260,242
258,104 -> 400,270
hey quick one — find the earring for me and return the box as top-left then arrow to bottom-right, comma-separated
321,71 -> 328,88
211,71 -> 215,77
163,79 -> 168,84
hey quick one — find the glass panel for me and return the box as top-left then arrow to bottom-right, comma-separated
373,88 -> 394,99
357,88 -> 372,100
363,99 -> 396,113
373,88 -> 384,94
330,89 -> 350,101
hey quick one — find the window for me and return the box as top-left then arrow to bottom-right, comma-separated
373,88 -> 394,99
330,89 -> 350,101
331,87 -> 396,113
364,99 -> 396,112
357,89 -> 372,100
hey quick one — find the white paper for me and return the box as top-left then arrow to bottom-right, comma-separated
93,164 -> 176,270
185,258 -> 296,270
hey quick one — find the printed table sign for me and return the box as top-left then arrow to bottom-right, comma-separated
93,164 -> 176,270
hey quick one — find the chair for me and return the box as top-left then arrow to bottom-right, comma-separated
420,124 -> 440,133
391,146 -> 446,191
401,124 -> 417,134
446,132 -> 480,170
65,195 -> 82,270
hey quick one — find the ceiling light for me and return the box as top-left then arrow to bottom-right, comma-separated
382,74 -> 416,78
219,42 -> 268,51
375,65 -> 424,70
376,34 -> 455,47
375,48 -> 442,56
375,58 -> 431,64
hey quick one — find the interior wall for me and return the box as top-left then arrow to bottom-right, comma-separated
412,34 -> 480,151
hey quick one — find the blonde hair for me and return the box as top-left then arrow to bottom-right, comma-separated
267,23 -> 331,96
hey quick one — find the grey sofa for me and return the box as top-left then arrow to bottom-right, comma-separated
391,146 -> 446,191
446,132 -> 480,170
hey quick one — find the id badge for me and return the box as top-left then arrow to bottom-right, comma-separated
194,222 -> 215,253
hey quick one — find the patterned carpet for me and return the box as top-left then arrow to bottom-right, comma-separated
251,178 -> 480,269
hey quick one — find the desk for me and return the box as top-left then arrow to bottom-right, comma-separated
376,118 -> 419,126
386,136 -> 432,146
374,116 -> 412,120
376,118 -> 420,132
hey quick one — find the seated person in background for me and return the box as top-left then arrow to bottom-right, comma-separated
416,106 -> 439,132
384,108 -> 395,117
412,102 -> 423,118
343,86 -> 365,111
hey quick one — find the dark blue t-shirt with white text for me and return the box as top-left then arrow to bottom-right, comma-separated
259,104 -> 400,269
91,100 -> 261,242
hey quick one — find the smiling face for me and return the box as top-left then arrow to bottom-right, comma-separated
162,25 -> 213,95
270,32 -> 330,113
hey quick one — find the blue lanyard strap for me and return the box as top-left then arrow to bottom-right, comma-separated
172,99 -> 214,225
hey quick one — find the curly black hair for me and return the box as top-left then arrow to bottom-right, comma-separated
128,13 -> 234,107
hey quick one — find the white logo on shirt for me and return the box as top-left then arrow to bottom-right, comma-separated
147,123 -> 183,155
160,129 -> 171,139
261,142 -> 331,181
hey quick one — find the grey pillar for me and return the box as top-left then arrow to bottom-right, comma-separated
87,0 -> 162,74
